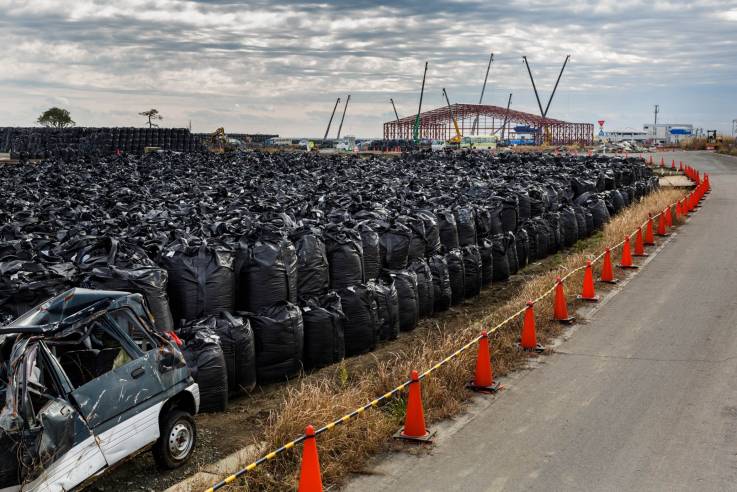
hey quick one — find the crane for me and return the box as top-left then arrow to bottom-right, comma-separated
471,52 -> 493,135
412,62 -> 428,144
390,98 -> 400,124
323,97 -> 341,142
336,95 -> 351,140
522,55 -> 570,145
442,87 -> 462,146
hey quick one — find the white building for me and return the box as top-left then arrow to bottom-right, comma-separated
642,123 -> 693,145
605,130 -> 650,143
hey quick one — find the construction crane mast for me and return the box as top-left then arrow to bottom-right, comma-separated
471,52 -> 493,135
442,88 -> 462,145
323,97 -> 341,141
390,98 -> 400,124
336,95 -> 351,140
413,62 -> 428,144
522,55 -> 570,145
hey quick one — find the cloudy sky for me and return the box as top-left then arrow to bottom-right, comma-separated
2,0 -> 736,137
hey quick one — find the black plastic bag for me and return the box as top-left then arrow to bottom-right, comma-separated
290,225 -> 329,298
445,249 -> 465,305
415,210 -> 442,256
454,207 -> 477,247
437,210 -> 460,251
386,269 -> 419,332
301,292 -> 345,369
179,328 -> 228,412
506,232 -> 519,275
338,284 -> 379,356
479,238 -> 494,286
428,254 -> 452,312
324,224 -> 364,289
378,222 -> 412,270
369,277 -> 400,341
357,222 -> 381,281
409,259 -> 434,318
235,228 -> 298,313
491,234 -> 510,281
247,301 -> 304,383
462,245 -> 482,298
159,240 -> 235,323
85,265 -> 174,332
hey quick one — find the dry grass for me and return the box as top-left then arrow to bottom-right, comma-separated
200,187 -> 687,492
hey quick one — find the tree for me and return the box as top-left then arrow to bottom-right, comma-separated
37,107 -> 75,128
139,109 -> 163,128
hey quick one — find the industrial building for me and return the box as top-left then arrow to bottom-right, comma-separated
643,123 -> 693,145
383,104 -> 593,145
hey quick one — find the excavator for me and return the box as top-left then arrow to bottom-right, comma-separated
208,128 -> 240,153
442,88 -> 462,148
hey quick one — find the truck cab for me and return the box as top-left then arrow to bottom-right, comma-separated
0,288 -> 199,491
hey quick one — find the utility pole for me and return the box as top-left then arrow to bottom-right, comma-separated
336,95 -> 351,140
732,118 -> 736,137
472,52 -> 493,135
654,104 -> 659,125
323,97 -> 341,141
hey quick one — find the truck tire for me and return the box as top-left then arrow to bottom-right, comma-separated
153,410 -> 197,469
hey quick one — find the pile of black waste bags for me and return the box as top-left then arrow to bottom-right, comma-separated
0,150 -> 658,411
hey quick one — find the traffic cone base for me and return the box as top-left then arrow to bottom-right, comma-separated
618,263 -> 639,269
599,277 -> 619,284
395,371 -> 435,443
466,380 -> 501,393
394,427 -> 435,443
576,293 -> 600,302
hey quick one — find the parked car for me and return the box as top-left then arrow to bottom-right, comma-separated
0,288 -> 199,491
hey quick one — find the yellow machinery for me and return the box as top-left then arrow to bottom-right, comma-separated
442,88 -> 462,145
209,128 -> 228,153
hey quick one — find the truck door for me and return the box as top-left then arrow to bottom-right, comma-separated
60,313 -> 166,467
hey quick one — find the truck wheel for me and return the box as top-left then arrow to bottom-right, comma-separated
153,410 -> 197,469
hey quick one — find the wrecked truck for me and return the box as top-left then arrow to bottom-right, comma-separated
0,288 -> 199,491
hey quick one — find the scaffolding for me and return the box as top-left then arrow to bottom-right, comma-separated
383,103 -> 593,145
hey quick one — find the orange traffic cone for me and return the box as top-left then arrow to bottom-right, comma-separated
578,260 -> 599,302
599,248 -> 617,283
618,235 -> 638,269
633,228 -> 648,257
467,332 -> 501,393
671,159 -> 676,170
657,211 -> 669,236
395,370 -> 434,442
520,301 -> 543,352
553,276 -> 575,323
665,205 -> 673,227
660,156 -> 665,167
644,214 -> 656,245
298,425 -> 323,492
679,161 -> 683,171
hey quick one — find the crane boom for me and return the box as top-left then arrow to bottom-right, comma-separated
442,88 -> 462,143
390,98 -> 400,123
412,62 -> 428,144
336,94 -> 351,140
323,97 -> 340,141
471,52 -> 493,135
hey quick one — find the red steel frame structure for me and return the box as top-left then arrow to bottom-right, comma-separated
383,103 -> 593,145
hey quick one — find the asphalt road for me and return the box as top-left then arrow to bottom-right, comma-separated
346,151 -> 737,492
